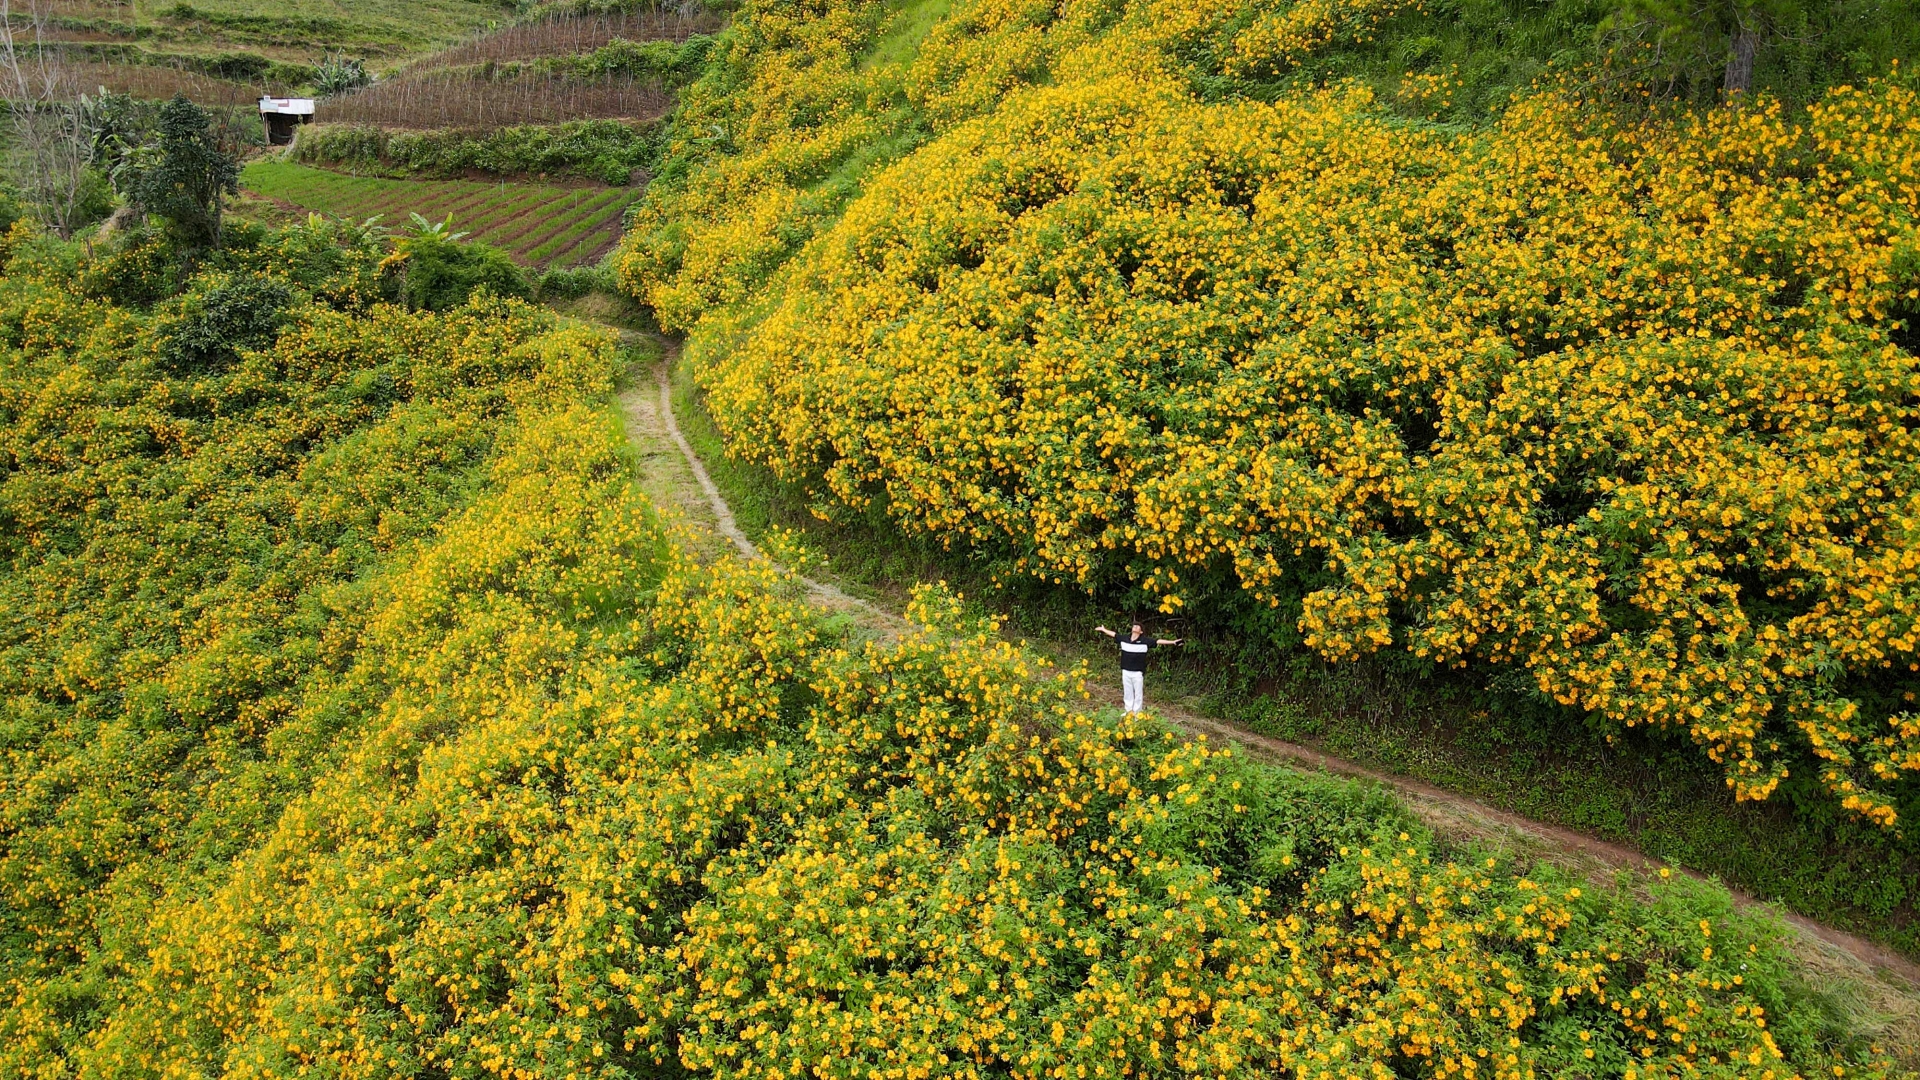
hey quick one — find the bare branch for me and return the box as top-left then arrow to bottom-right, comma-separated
0,0 -> 95,238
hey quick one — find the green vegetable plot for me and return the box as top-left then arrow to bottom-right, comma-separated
242,160 -> 633,268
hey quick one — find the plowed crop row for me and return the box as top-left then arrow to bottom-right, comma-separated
242,161 -> 633,268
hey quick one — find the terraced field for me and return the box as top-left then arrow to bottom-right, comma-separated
44,0 -> 505,67
241,161 -> 635,268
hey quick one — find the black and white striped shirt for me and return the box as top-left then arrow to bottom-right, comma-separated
1118,636 -> 1155,672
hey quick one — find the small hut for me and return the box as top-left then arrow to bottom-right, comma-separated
259,97 -> 315,146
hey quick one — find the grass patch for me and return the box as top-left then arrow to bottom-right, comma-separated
40,0 -> 507,100
156,0 -> 508,62
519,193 -> 630,263
860,0 -> 952,69
552,227 -> 615,267
546,288 -> 651,332
452,186 -> 554,232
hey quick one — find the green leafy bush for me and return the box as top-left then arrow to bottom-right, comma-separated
0,191 -> 27,236
535,261 -> 614,300
154,273 -> 293,372
291,118 -> 660,184
283,122 -> 386,168
311,52 -> 372,96
390,213 -> 531,311
119,95 -> 240,248
547,31 -> 715,81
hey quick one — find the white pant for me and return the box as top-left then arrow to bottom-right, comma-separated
1122,670 -> 1144,714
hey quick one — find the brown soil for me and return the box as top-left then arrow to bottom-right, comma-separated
576,226 -> 628,266
493,192 -> 624,253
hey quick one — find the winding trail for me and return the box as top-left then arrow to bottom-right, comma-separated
615,342 -> 1920,1053
620,349 -> 905,634
654,361 -> 760,562
1165,704 -> 1920,983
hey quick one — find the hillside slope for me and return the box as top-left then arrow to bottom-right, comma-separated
616,0 -> 1920,834
35,0 -> 508,102
0,226 -> 1903,1076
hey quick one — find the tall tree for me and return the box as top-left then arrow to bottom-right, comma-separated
1604,0 -> 1800,96
123,95 -> 240,250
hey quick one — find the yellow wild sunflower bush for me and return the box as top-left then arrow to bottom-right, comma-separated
618,0 -> 919,331
0,212 -> 1891,1077
50,445 -> 1901,1079
0,218 -> 626,1074
616,0 -> 1498,337
624,0 -> 1920,826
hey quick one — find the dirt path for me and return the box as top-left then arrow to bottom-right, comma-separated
1159,701 -> 1920,984
620,353 -> 905,636
614,340 -> 1920,1055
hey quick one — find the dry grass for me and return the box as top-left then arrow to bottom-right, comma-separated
68,62 -> 260,105
36,0 -> 133,18
318,70 -> 670,128
312,10 -> 711,130
415,12 -> 719,70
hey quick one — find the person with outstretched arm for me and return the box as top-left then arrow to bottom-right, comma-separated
1095,621 -> 1183,716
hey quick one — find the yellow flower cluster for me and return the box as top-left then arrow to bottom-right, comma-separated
0,221 -> 625,1076
615,0 -> 1459,334
645,0 -> 1920,823
1226,0 -> 1426,77
616,0 -> 912,330
59,522 -> 1878,1078
0,216 -> 1883,1078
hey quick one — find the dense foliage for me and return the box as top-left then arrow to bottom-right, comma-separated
387,213 -> 535,311
0,222 -> 1887,1074
0,218 -> 605,1070
617,0 -> 1920,827
0,4 -> 1906,1076
0,210 -> 1894,1076
70,570 -> 1905,1080
291,119 -> 662,185
118,95 -> 241,248
312,52 -> 374,97
526,30 -> 717,83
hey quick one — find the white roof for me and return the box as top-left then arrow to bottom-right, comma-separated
259,97 -> 315,116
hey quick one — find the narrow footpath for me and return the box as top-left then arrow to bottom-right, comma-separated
620,357 -> 906,635
616,348 -> 1920,1053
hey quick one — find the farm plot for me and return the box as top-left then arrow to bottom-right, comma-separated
412,11 -> 720,69
241,161 -> 635,268
67,64 -> 265,106
316,70 -> 671,128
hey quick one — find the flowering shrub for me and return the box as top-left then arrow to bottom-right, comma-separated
1227,0 -> 1428,76
621,0 -> 1920,825
0,222 -> 622,1073
32,449 -> 1892,1079
41,515 -> 1895,1079
0,215 -> 1890,1077
613,0 -> 1450,331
